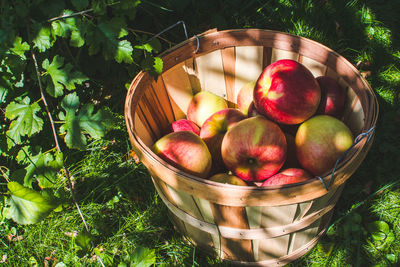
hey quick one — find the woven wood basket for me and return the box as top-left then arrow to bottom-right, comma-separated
124,29 -> 378,266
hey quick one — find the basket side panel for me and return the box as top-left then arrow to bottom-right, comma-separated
162,62 -> 194,118
134,112 -> 154,147
151,78 -> 176,125
257,235 -> 291,261
221,47 -> 236,106
288,217 -> 322,253
195,50 -> 227,98
233,46 -> 264,102
299,56 -> 327,77
271,48 -> 299,63
260,204 -> 298,228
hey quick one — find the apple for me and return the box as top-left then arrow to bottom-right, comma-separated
282,132 -> 300,168
295,115 -> 354,176
187,91 -> 228,127
153,131 -> 212,178
316,76 -> 346,118
221,116 -> 287,182
261,168 -> 313,186
200,108 -> 246,173
237,81 -> 256,116
254,59 -> 321,125
168,119 -> 200,135
247,101 -> 263,118
209,173 -> 248,186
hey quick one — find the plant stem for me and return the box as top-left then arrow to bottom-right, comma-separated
47,2 -> 120,22
30,44 -> 106,267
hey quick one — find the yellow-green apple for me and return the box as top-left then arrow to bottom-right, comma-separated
169,119 -> 200,136
200,108 -> 246,173
247,101 -> 263,118
209,173 -> 248,186
254,59 -> 321,124
261,168 -> 313,186
187,91 -> 228,127
221,116 -> 287,182
316,76 -> 346,118
153,131 -> 212,178
295,115 -> 353,176
237,81 -> 256,116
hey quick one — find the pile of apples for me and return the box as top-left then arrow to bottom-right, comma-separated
152,59 -> 354,187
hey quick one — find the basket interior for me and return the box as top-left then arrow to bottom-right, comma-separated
132,45 -> 365,149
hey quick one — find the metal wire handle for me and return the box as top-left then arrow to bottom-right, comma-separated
317,125 -> 377,191
144,20 -> 199,53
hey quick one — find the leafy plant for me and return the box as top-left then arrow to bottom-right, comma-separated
1,0 -> 164,226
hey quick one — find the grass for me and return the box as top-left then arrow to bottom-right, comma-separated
1,0 -> 400,266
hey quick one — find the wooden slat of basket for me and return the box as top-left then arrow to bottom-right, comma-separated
233,46 -> 264,102
221,47 -> 236,106
134,112 -> 154,148
271,48 -> 299,64
258,235 -> 290,262
211,203 -> 253,261
300,56 -> 327,77
195,50 -> 227,98
161,61 -> 193,118
151,78 -> 176,125
184,58 -> 202,94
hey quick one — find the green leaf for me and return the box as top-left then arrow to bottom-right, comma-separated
59,93 -> 112,149
32,25 -> 52,52
131,246 -> 156,267
42,55 -> 88,97
153,57 -> 163,75
10,36 -> 30,59
70,29 -> 85,48
5,96 -> 44,146
367,221 -> 390,235
4,181 -> 58,225
51,11 -> 76,38
115,40 -> 133,64
75,230 -> 92,251
23,151 -> 63,188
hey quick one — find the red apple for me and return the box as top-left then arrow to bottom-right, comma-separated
237,81 -> 256,116
316,76 -> 346,118
187,91 -> 228,127
153,131 -> 212,178
295,115 -> 354,176
200,108 -> 246,173
247,101 -> 263,118
254,59 -> 321,125
169,119 -> 200,135
261,168 -> 313,186
209,173 -> 248,186
221,116 -> 287,182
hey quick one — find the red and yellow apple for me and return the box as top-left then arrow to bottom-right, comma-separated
153,131 -> 212,178
261,168 -> 313,186
254,59 -> 321,125
221,116 -> 287,182
169,119 -> 200,135
295,115 -> 354,176
316,76 -> 346,118
209,173 -> 248,186
237,81 -> 256,116
200,108 -> 246,173
187,91 -> 228,127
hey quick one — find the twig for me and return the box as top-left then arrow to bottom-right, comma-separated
47,2 -> 120,22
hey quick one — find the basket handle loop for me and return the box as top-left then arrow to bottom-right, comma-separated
318,125 -> 377,191
144,20 -> 200,54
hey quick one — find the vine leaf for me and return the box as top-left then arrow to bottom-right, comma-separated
59,92 -> 112,150
32,24 -> 53,52
51,10 -> 85,47
5,96 -> 44,147
86,18 -> 133,63
10,36 -> 30,60
23,151 -> 64,189
42,55 -> 88,97
4,181 -> 58,225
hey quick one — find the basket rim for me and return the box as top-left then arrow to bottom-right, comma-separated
124,28 -> 379,205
